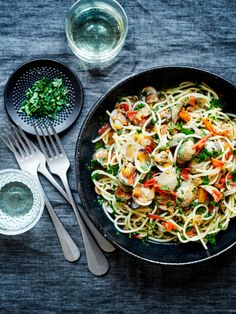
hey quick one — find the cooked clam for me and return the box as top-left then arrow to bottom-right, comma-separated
133,101 -> 151,117
154,150 -> 173,171
109,109 -> 128,131
176,181 -> 196,207
135,149 -> 152,174
205,141 -> 221,155
118,162 -> 137,186
155,167 -> 179,191
132,183 -> 155,206
176,139 -> 196,164
142,86 -> 157,96
93,148 -> 109,167
171,103 -> 182,124
188,160 -> 209,174
169,133 -> 186,147
122,142 -> 140,162
200,185 -> 223,202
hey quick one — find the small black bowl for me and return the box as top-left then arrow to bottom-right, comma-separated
4,58 -> 83,135
75,66 -> 236,265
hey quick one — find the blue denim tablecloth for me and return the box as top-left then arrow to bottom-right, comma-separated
0,0 -> 236,312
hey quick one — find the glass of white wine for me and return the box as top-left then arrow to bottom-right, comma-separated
65,0 -> 128,64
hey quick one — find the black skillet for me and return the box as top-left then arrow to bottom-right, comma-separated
75,66 -> 236,265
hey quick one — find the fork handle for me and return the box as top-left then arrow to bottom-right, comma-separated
43,193 -> 81,262
60,172 -> 110,276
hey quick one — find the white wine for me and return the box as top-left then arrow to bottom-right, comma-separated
66,0 -> 128,63
70,7 -> 123,56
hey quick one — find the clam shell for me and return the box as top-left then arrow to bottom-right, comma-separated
122,142 -> 140,162
135,149 -> 152,174
188,160 -> 208,174
205,141 -> 221,155
200,185 -> 222,202
155,167 -> 178,191
176,181 -> 196,207
176,139 -> 196,164
154,150 -> 173,171
133,101 -> 151,117
171,103 -> 182,124
93,148 -> 109,167
132,184 -> 155,206
118,163 -> 137,187
109,109 -> 128,131
169,133 -> 186,147
224,173 -> 236,196
142,86 -> 157,96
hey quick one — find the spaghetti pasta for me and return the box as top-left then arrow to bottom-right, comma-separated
91,81 -> 236,249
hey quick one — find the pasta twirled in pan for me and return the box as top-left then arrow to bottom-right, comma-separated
91,81 -> 236,249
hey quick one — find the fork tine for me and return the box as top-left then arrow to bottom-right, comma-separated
15,125 -> 37,155
4,127 -> 24,159
39,124 -> 55,159
34,124 -> 50,159
11,125 -> 33,156
44,123 -> 61,156
48,120 -> 66,155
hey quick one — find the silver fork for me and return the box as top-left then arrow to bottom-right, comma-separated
34,122 -> 113,275
1,124 -> 80,263
35,122 -> 115,253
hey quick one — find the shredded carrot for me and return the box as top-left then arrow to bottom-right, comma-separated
145,142 -> 155,153
143,178 -> 157,187
181,168 -> 190,180
148,214 -> 162,221
198,187 -> 208,203
189,96 -> 196,106
186,227 -> 196,236
211,158 -> 225,169
98,123 -> 110,135
214,176 -> 225,190
202,118 -> 218,135
178,109 -> 191,122
162,221 -> 177,232
192,133 -> 212,151
202,118 -> 230,137
211,189 -> 223,202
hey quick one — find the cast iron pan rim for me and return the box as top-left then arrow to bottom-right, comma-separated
4,58 -> 84,135
75,65 -> 236,265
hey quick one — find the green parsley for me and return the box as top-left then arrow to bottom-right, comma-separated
107,164 -> 119,176
18,78 -> 69,119
232,171 -> 236,182
209,98 -> 223,109
206,234 -> 217,245
176,122 -> 195,135
201,176 -> 210,185
135,103 -> 145,111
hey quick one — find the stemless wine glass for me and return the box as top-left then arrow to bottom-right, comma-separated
65,0 -> 128,64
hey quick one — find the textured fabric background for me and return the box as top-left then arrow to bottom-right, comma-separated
0,0 -> 236,313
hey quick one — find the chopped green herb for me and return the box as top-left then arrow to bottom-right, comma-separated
233,149 -> 236,155
176,122 -> 195,135
91,172 -> 100,181
210,98 -> 223,109
136,128 -> 142,134
201,176 -> 210,185
18,78 -> 69,119
135,103 -> 145,111
97,196 -> 103,205
160,185 -> 169,191
232,171 -> 236,182
107,164 -> 119,176
206,234 -> 217,245
115,197 -> 125,203
94,141 -> 104,151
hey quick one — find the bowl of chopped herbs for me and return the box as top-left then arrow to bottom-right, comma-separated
4,59 -> 83,135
